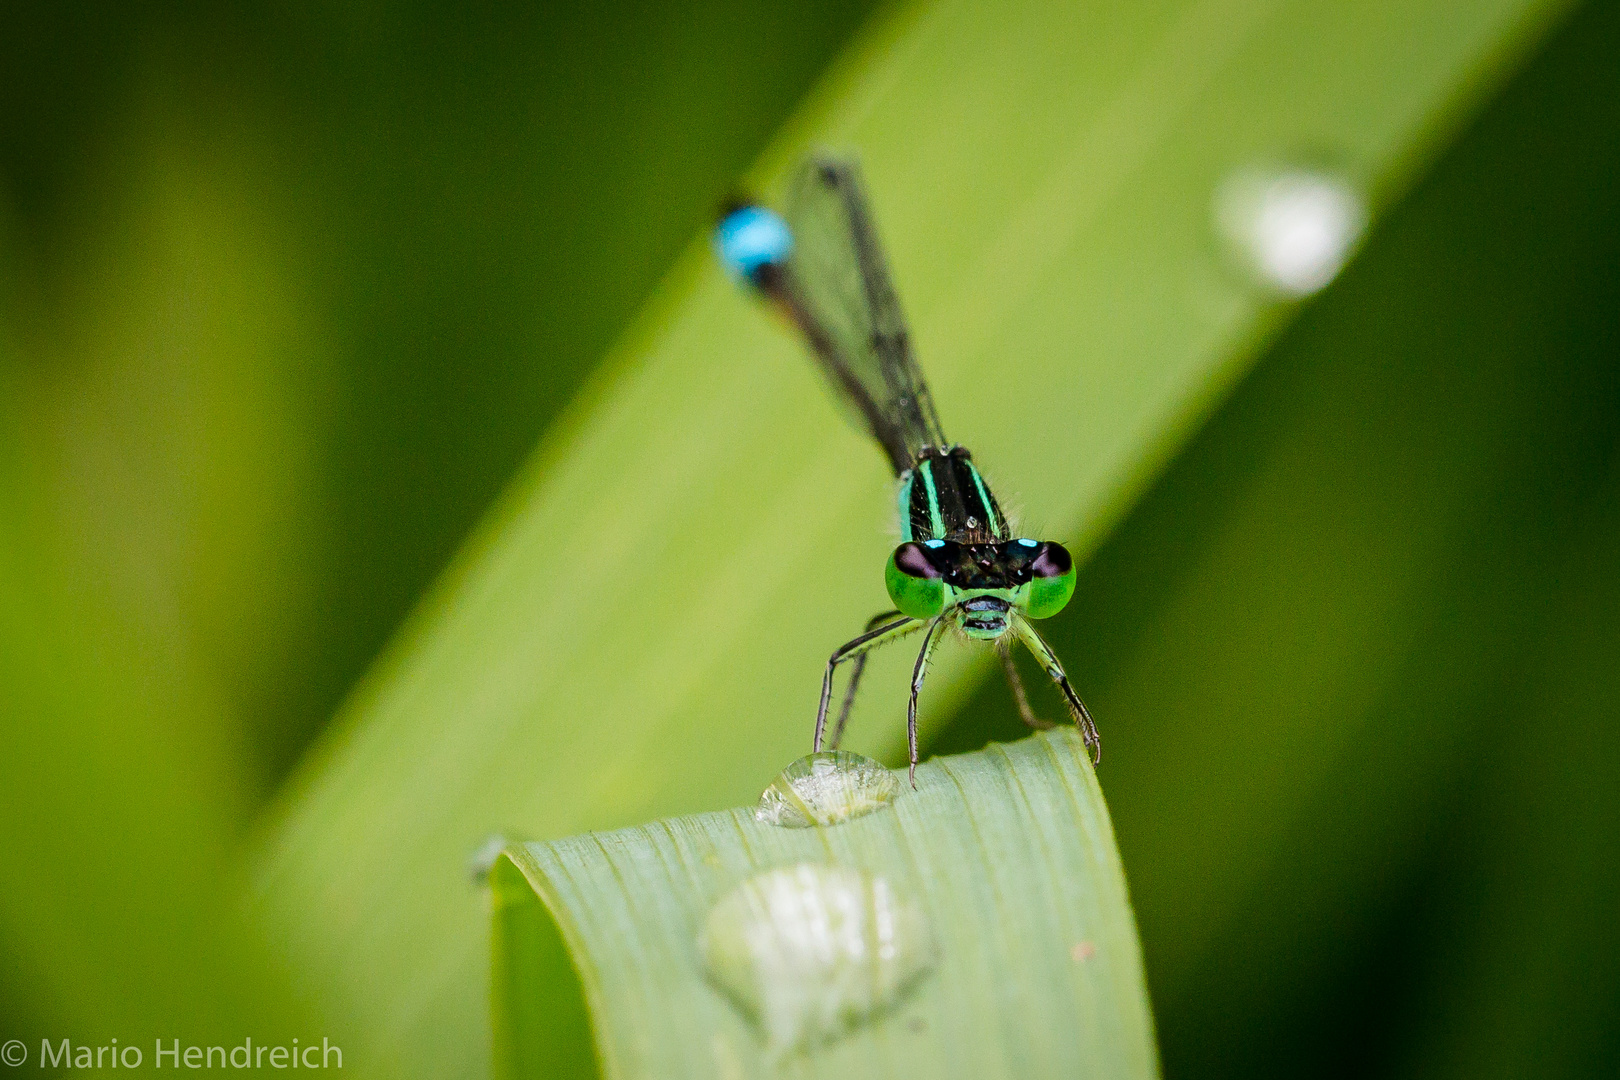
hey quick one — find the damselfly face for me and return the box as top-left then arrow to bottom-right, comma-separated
885,537 -> 1076,639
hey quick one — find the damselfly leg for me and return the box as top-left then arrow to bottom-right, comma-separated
1013,617 -> 1101,761
998,638 -> 1057,732
906,617 -> 949,786
829,609 -> 906,750
816,613 -> 921,754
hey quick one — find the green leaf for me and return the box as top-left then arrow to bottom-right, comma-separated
249,0 -> 1573,1075
493,730 -> 1154,1079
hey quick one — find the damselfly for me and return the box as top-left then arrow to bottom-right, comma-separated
716,156 -> 1100,784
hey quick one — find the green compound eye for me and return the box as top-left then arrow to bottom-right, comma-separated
1024,541 -> 1076,619
886,542 -> 948,620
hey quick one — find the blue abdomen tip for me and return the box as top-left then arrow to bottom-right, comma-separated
714,205 -> 792,281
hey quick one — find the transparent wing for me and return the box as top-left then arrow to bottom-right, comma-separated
775,156 -> 945,474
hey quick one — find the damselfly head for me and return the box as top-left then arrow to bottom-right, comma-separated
884,537 -> 1077,627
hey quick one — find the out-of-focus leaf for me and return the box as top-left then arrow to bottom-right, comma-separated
1395,485 -> 1620,1080
494,731 -> 1154,1080
250,0 -> 1572,1076
0,110 -> 319,1041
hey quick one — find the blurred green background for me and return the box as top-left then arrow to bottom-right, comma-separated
2,0 -> 1616,1077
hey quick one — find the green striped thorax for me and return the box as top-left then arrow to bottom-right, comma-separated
885,447 -> 1076,638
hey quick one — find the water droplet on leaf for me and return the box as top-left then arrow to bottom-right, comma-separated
756,751 -> 900,828
699,863 -> 936,1056
1214,165 -> 1366,297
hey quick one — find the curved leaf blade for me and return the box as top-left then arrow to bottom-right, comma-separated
496,730 -> 1154,1079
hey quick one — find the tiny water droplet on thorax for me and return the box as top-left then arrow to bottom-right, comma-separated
699,863 -> 936,1056
1214,164 -> 1366,297
755,751 -> 900,828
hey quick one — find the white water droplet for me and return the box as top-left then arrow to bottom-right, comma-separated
699,863 -> 936,1056
1215,166 -> 1366,297
756,751 -> 900,828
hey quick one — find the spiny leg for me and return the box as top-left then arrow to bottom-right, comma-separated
1012,616 -> 1100,762
997,637 -> 1056,731
815,613 -> 919,753
829,609 -> 904,750
906,615 -> 949,787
